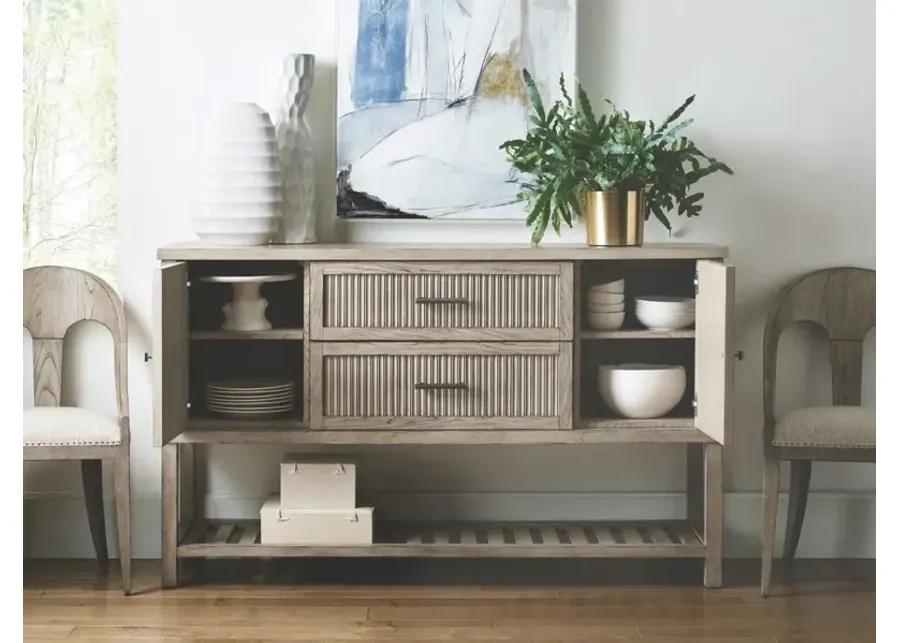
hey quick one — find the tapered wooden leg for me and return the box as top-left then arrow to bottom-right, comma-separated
81,459 -> 108,563
703,444 -> 723,589
761,456 -> 780,597
162,444 -> 179,588
686,444 -> 704,537
783,460 -> 811,566
113,452 -> 132,595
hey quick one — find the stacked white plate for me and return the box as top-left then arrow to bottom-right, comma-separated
586,278 -> 625,330
634,296 -> 695,330
192,103 -> 284,246
205,377 -> 296,419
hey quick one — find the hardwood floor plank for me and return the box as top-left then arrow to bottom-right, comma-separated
22,559 -> 874,642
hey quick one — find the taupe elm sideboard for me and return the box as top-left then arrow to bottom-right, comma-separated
154,243 -> 735,588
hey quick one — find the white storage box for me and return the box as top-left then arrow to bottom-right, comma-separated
280,454 -> 357,510
260,496 -> 373,545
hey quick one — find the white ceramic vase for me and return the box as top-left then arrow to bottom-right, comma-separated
192,103 -> 283,246
276,54 -> 317,244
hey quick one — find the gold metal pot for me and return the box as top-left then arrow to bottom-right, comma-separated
584,190 -> 644,247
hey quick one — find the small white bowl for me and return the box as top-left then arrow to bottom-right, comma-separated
586,292 -> 625,305
634,296 -> 696,330
586,302 -> 625,313
589,278 -> 625,294
586,310 -> 625,331
597,363 -> 687,419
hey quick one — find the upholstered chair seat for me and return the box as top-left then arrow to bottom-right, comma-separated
24,407 -> 122,447
773,406 -> 875,449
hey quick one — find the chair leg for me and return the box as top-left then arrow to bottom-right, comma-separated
81,459 -> 108,563
113,453 -> 132,595
761,457 -> 780,597
783,460 -> 811,567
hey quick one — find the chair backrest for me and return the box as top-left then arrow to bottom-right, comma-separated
762,267 -> 875,445
23,266 -> 128,419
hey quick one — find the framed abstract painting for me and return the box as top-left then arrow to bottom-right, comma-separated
336,0 -> 577,220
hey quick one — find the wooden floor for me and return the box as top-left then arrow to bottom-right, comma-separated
24,558 -> 874,642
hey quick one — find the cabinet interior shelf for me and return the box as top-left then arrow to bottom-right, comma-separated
175,419 -> 710,445
580,329 -> 695,340
177,519 -> 706,559
190,329 -> 304,341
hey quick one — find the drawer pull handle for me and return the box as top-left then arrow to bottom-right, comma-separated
415,382 -> 468,391
414,297 -> 469,305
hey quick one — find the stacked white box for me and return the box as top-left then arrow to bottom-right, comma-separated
280,454 -> 356,509
260,454 -> 372,545
260,496 -> 373,545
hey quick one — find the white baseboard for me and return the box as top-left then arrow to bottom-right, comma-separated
24,490 -> 874,559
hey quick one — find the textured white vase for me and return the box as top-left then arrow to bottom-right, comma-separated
275,54 -> 317,244
192,103 -> 284,246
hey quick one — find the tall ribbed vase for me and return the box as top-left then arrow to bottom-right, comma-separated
276,53 -> 317,243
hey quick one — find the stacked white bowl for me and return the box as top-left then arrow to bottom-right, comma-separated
192,103 -> 284,246
634,296 -> 696,330
586,278 -> 625,330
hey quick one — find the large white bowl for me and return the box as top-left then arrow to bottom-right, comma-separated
586,310 -> 625,331
634,296 -> 696,330
598,363 -> 687,419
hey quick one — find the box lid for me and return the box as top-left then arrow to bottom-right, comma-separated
281,453 -> 357,466
261,495 -> 372,518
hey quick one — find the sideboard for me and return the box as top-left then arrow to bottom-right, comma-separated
154,243 -> 735,588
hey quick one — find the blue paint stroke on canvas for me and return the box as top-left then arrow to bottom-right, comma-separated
338,0 -> 575,219
352,0 -> 409,108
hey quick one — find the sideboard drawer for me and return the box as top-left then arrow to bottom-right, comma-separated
309,262 -> 573,340
310,342 -> 572,430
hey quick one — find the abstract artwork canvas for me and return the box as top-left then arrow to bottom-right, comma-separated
337,0 -> 577,219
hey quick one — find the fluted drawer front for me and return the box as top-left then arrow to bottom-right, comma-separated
310,342 -> 573,430
309,262 -> 573,340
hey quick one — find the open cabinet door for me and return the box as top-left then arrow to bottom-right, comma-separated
695,260 -> 735,444
153,262 -> 189,446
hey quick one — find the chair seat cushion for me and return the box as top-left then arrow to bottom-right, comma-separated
773,406 -> 875,448
24,407 -> 122,447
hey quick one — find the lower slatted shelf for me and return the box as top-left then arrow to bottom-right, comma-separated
177,519 -> 706,558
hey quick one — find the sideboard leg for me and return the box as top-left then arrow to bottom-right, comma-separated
703,443 -> 724,588
686,444 -> 703,536
161,443 -> 180,588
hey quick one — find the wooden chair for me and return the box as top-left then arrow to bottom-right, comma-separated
761,267 -> 875,596
23,266 -> 132,595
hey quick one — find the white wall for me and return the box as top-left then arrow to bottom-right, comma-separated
24,0 -> 875,558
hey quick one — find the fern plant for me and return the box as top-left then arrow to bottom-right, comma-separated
500,70 -> 733,245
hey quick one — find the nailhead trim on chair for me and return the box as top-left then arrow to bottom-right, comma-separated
773,440 -> 875,449
24,440 -> 122,447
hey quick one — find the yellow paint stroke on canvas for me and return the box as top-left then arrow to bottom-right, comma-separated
476,51 -> 527,104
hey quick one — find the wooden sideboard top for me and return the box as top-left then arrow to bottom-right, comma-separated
158,242 -> 729,262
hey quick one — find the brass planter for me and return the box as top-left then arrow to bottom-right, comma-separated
584,190 -> 644,247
